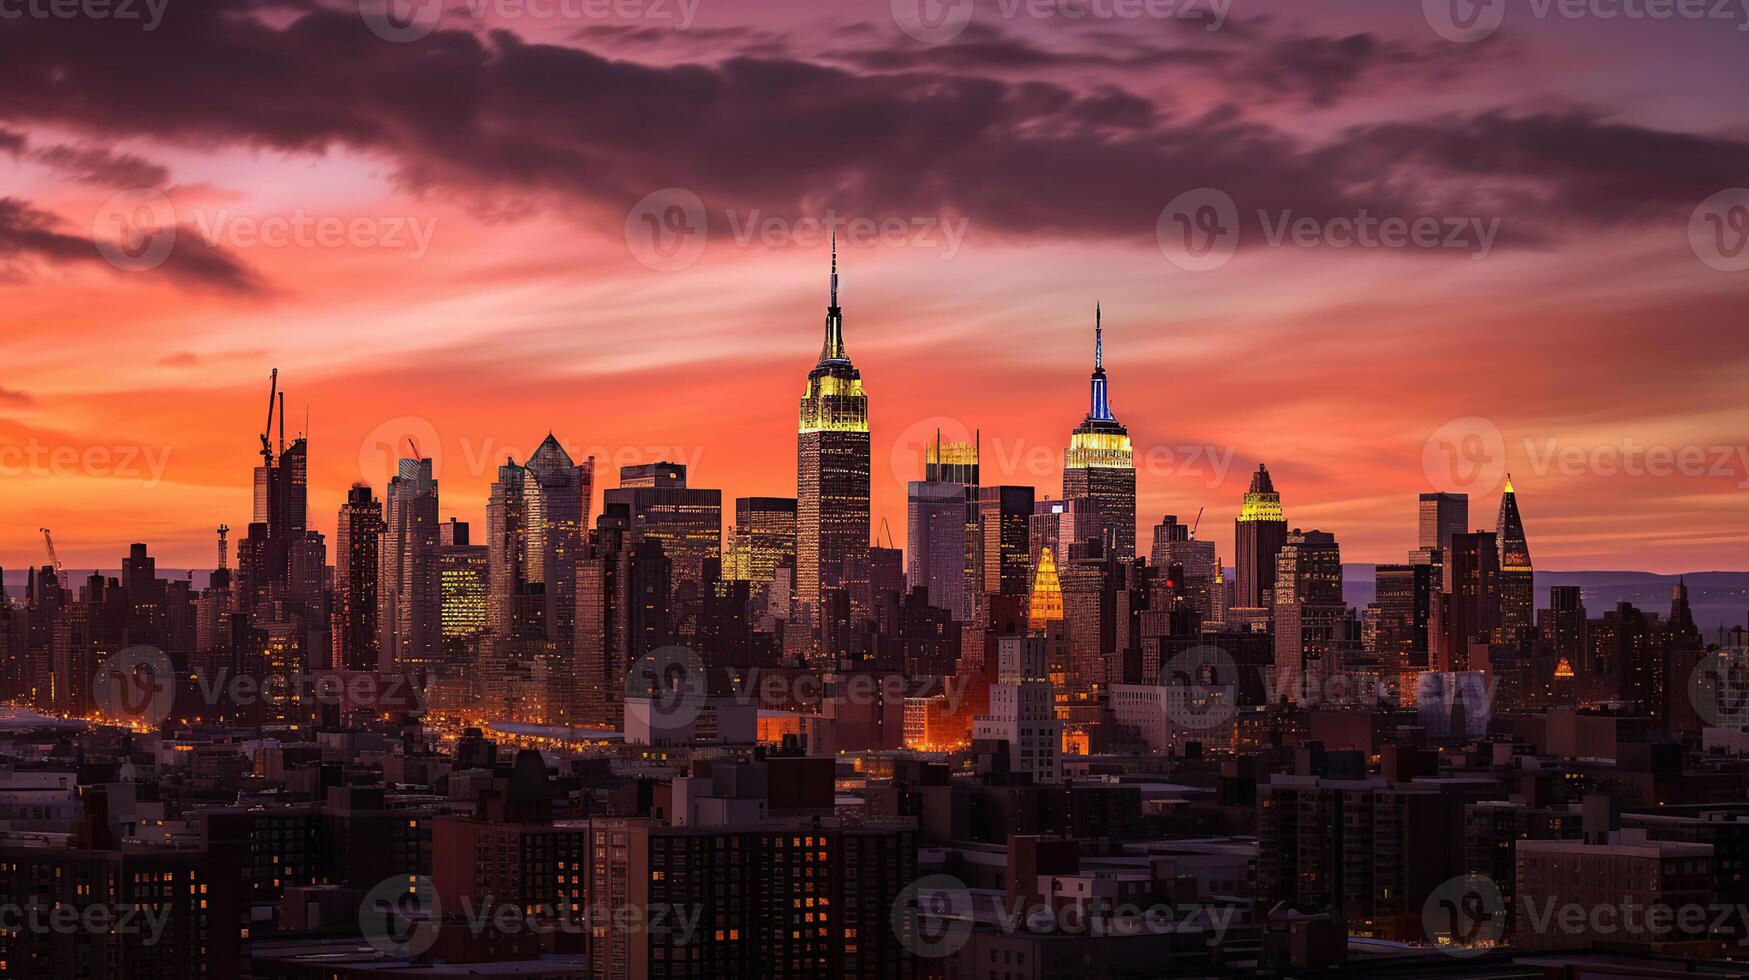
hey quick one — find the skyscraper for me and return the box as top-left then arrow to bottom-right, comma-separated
1496,475 -> 1533,640
1441,530 -> 1500,671
1150,514 -> 1217,624
1544,584 -> 1586,674
1417,491 -> 1468,592
435,520 -> 488,697
725,496 -> 797,588
1418,492 -> 1469,555
576,504 -> 672,729
1234,464 -> 1288,612
333,484 -> 383,672
1372,562 -> 1433,675
1273,529 -> 1344,702
905,432 -> 980,624
907,481 -> 970,620
974,485 -> 1035,623
484,435 -> 590,720
1061,306 -> 1136,560
380,456 -> 439,675
604,462 -> 722,636
796,241 -> 870,645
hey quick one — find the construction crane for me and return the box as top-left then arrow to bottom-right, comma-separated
877,517 -> 896,550
216,524 -> 230,571
38,528 -> 64,587
259,368 -> 278,468
407,436 -> 424,463
1189,506 -> 1204,539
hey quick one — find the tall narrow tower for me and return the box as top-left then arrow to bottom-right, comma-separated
1062,305 -> 1136,560
796,238 -> 870,645
1235,464 -> 1288,611
1495,475 -> 1533,640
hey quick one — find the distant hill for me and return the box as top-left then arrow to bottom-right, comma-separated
1339,565 -> 1749,637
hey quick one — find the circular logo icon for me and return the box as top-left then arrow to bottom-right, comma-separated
359,875 -> 442,958
626,645 -> 707,733
891,0 -> 975,44
93,188 -> 176,273
1422,873 -> 1506,955
1160,643 -> 1241,731
625,188 -> 708,272
1423,0 -> 1505,43
888,414 -> 974,486
892,874 -> 974,959
91,645 -> 176,728
358,416 -> 442,483
359,0 -> 442,43
1690,647 -> 1749,727
1690,188 -> 1749,273
1422,416 -> 1506,495
1156,188 -> 1239,272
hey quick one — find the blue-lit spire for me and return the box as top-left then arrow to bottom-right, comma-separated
1089,304 -> 1113,422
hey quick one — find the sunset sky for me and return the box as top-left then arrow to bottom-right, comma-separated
2,0 -> 1746,574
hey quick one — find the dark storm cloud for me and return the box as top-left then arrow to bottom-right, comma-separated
30,144 -> 172,188
0,197 -> 263,294
0,0 -> 1741,247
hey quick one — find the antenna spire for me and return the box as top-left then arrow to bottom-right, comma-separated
829,231 -> 838,308
1095,303 -> 1102,371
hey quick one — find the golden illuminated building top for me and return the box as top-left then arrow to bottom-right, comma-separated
1029,546 -> 1065,631
927,441 -> 979,467
798,239 -> 869,434
1239,466 -> 1285,523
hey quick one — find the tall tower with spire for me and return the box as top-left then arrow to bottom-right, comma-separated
1495,474 -> 1533,640
1062,305 -> 1137,560
796,238 -> 870,649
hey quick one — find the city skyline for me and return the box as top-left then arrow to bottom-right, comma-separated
2,270 -> 1742,577
4,3 -> 1749,975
